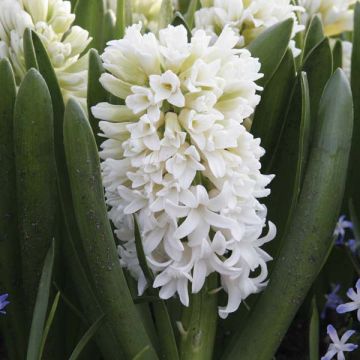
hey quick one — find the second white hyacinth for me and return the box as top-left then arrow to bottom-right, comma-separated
92,23 -> 276,318
0,0 -> 91,106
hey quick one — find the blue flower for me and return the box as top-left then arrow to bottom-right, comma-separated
0,293 -> 9,315
334,215 -> 353,246
321,325 -> 358,360
337,279 -> 360,320
347,239 -> 357,253
321,284 -> 343,319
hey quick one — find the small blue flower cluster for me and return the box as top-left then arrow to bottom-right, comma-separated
321,215 -> 360,359
0,293 -> 9,315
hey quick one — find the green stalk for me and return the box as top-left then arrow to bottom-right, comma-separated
180,273 -> 218,360
134,218 -> 179,360
0,58 -> 27,360
222,69 -> 353,360
63,99 -> 158,359
14,69 -> 58,324
309,297 -> 319,360
116,0 -> 132,38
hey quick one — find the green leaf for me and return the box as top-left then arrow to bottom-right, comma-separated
30,31 -> 91,282
115,0 -> 132,38
302,38 -> 333,143
14,69 -> 57,323
23,28 -> 38,71
223,69 -> 353,360
247,18 -> 294,87
30,30 -> 65,168
102,10 -> 116,50
63,99 -> 158,360
74,0 -> 105,51
68,315 -> 105,360
251,49 -> 296,171
0,58 -> 27,359
303,15 -> 324,60
61,223 -> 123,360
309,297 -> 319,360
172,12 -> 191,41
38,292 -> 61,359
347,2 -> 360,214
265,72 -> 310,266
87,49 -> 109,147
184,0 -> 198,29
53,284 -> 86,322
26,240 -> 56,360
332,39 -> 343,71
178,0 -> 191,13
158,0 -> 174,31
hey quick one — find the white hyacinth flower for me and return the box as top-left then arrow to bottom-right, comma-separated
194,0 -> 305,57
92,23 -> 276,318
0,0 -> 91,107
106,0 -> 163,32
299,0 -> 355,37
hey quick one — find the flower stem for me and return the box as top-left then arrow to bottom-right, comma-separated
345,247 -> 360,277
180,273 -> 218,360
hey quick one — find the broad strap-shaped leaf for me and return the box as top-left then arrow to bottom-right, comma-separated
29,30 -> 65,166
27,240 -> 56,360
184,0 -> 198,29
102,10 -> 116,50
14,69 -> 57,324
74,0 -> 105,51
302,38 -> 332,144
158,0 -> 174,31
332,39 -> 343,71
0,58 -> 27,360
251,49 -> 296,171
23,28 -> 38,70
223,69 -> 353,360
247,18 -> 294,87
178,0 -> 192,13
264,72 -> 310,266
29,30 -> 92,278
87,49 -> 109,147
303,15 -> 325,60
63,99 -> 158,359
62,222 -> 123,360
